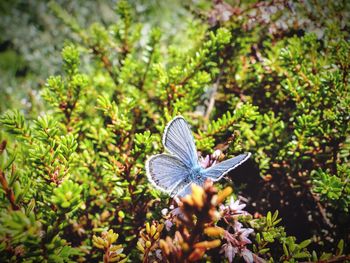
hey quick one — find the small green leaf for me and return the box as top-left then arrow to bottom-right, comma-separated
299,239 -> 311,249
283,243 -> 289,257
294,252 -> 311,259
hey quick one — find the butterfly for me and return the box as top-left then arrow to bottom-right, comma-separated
146,116 -> 251,197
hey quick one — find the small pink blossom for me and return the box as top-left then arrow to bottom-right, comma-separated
220,213 -> 256,263
253,253 -> 267,263
238,227 -> 254,245
228,196 -> 247,214
199,150 -> 222,168
220,242 -> 238,263
200,154 -> 210,168
161,208 -> 168,216
241,248 -> 254,263
155,249 -> 162,260
164,219 -> 173,231
162,206 -> 183,231
200,154 -> 217,168
233,221 -> 243,232
232,222 -> 253,245
220,196 -> 249,221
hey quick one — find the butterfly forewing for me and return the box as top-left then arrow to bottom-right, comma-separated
163,116 -> 198,168
203,153 -> 251,181
146,154 -> 191,193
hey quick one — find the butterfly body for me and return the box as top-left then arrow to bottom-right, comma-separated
189,165 -> 205,183
146,116 -> 251,197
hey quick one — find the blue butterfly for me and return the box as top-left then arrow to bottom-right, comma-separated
146,116 -> 251,197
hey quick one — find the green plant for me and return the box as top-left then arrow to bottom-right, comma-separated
0,0 -> 349,262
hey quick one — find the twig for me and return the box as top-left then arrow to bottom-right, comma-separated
310,190 -> 333,228
178,61 -> 204,87
139,46 -> 155,91
0,169 -> 20,210
91,46 -> 119,87
204,70 -> 223,121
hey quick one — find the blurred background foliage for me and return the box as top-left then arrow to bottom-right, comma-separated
0,0 -> 349,262
0,0 -> 197,113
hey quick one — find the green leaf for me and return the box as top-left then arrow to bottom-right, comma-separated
294,252 -> 311,259
299,239 -> 311,249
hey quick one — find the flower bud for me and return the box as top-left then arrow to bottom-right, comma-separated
157,223 -> 164,233
191,184 -> 204,208
216,186 -> 233,204
212,149 -> 222,159
159,239 -> 169,255
137,241 -> 145,252
146,222 -> 151,234
153,232 -> 160,240
194,239 -> 221,249
188,248 -> 205,261
204,227 -> 225,237
92,235 -> 105,249
150,224 -> 157,237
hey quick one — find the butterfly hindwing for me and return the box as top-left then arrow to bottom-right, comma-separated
146,154 -> 191,194
163,116 -> 198,168
174,183 -> 193,197
169,180 -> 192,197
203,152 -> 251,181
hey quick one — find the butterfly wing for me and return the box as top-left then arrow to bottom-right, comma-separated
203,152 -> 251,181
146,154 -> 191,195
163,116 -> 198,168
175,183 -> 193,197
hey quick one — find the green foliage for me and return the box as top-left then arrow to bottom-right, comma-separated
312,166 -> 350,212
0,0 -> 349,262
52,180 -> 82,210
0,110 -> 31,139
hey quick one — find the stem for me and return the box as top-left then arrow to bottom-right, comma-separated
204,69 -> 223,122
139,44 -> 156,91
104,245 -> 110,263
0,169 -> 20,210
331,140 -> 339,175
178,61 -> 204,87
142,247 -> 150,263
92,46 -> 119,87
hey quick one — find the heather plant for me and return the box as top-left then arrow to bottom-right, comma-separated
0,0 -> 349,262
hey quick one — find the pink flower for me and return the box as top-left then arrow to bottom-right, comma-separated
155,249 -> 162,260
200,154 -> 210,168
238,227 -> 254,245
162,206 -> 184,231
220,242 -> 238,263
164,219 -> 173,231
253,253 -> 267,263
200,154 -> 216,168
233,221 -> 243,232
199,150 -> 222,168
228,196 -> 247,214
220,196 -> 249,224
232,222 -> 253,245
241,248 -> 254,263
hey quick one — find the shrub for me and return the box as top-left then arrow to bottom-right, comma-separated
0,0 -> 349,262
